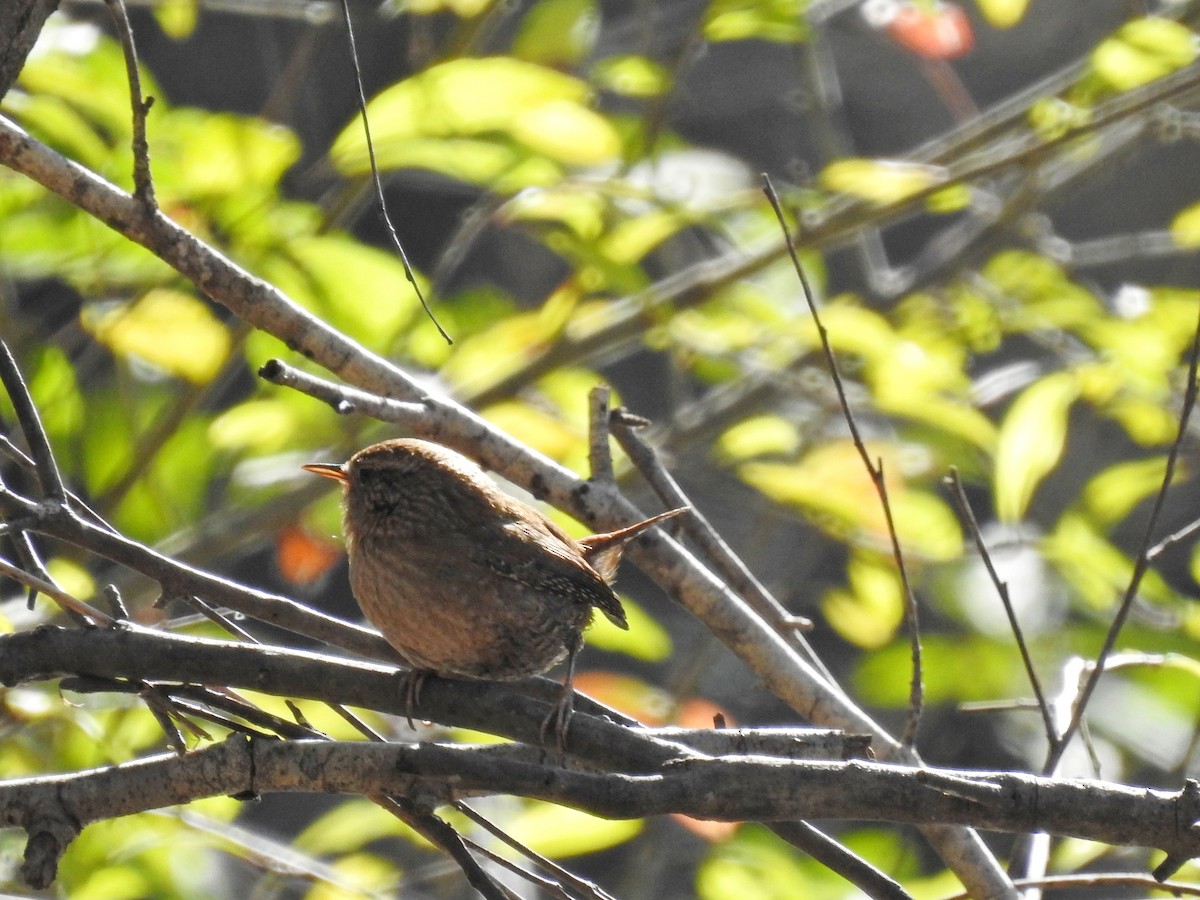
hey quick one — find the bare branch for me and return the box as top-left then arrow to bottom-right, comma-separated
762,176 -> 924,747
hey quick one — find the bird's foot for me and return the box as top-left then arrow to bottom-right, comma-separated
539,681 -> 575,751
399,668 -> 431,730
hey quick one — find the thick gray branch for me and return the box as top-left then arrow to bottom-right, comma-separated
3,736 -> 1199,890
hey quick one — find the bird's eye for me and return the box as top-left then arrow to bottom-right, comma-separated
357,467 -> 376,483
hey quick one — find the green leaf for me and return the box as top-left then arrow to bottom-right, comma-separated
854,634 -> 1024,706
1092,17 -> 1198,92
1044,512 -> 1178,609
993,372 -> 1080,523
698,826 -> 821,900
260,234 -> 421,353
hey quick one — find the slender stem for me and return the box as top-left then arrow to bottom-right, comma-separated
762,175 -> 924,748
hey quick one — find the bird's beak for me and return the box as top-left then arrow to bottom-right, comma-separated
302,462 -> 348,483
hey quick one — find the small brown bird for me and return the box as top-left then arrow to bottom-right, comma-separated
303,438 -> 683,744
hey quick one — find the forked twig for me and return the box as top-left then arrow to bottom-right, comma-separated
762,175 -> 924,747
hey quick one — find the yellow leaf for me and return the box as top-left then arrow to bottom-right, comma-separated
1170,200 -> 1200,248
331,58 -> 619,177
585,596 -> 672,661
820,158 -> 947,204
976,0 -> 1029,28
504,802 -> 642,857
994,372 -> 1080,522
81,289 -> 231,383
1081,457 -> 1170,526
1093,18 -> 1198,92
717,415 -> 800,461
823,553 -> 904,649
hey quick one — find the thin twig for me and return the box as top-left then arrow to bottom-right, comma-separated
610,413 -> 822,649
587,385 -> 615,483
336,0 -> 450,344
945,468 -> 1056,747
769,821 -> 913,900
0,552 -> 114,626
762,175 -> 924,748
1043,300 -> 1200,773
103,0 -> 155,208
0,340 -> 66,503
457,802 -> 616,900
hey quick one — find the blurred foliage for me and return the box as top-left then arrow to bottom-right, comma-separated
2,0 -> 1200,897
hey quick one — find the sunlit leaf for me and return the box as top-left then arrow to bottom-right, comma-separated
502,186 -> 607,239
993,372 -> 1079,523
483,400 -> 580,461
1080,457 -> 1170,526
1027,97 -> 1091,141
504,802 -> 642,857
717,415 -> 800,461
822,553 -> 904,648
819,158 -> 947,204
513,0 -> 597,65
854,635 -> 1023,706
1044,512 -> 1178,609
698,825 -> 822,900
3,92 -> 112,169
983,250 -> 1104,329
156,110 -> 301,202
46,557 -> 96,603
740,443 -> 961,560
1092,17 -> 1198,92
153,0 -> 199,38
584,596 -> 672,662
331,58 -> 620,180
593,55 -> 672,97
309,853 -> 399,900
296,798 -> 417,855
402,0 -> 491,14
511,100 -> 621,165
1172,200 -> 1200,248
17,34 -> 161,149
976,0 -> 1030,28
703,0 -> 810,43
81,290 -> 232,384
601,209 -> 689,264
260,234 -> 420,353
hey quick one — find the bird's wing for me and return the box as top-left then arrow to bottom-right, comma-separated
489,519 -> 629,629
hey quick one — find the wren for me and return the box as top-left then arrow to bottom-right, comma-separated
303,438 -> 683,744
